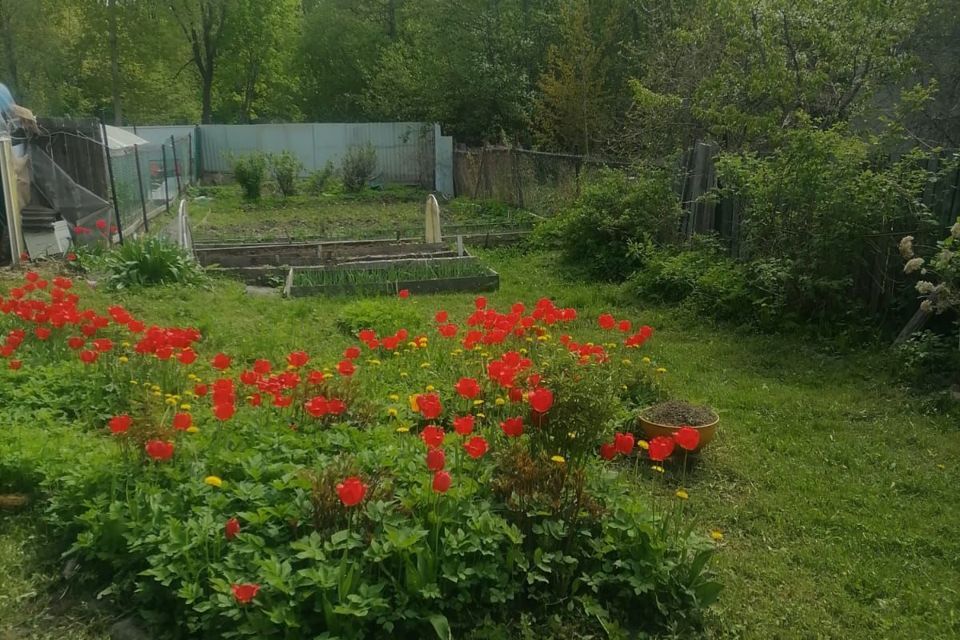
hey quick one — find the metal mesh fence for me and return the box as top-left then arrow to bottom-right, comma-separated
109,134 -> 194,237
453,146 -> 623,216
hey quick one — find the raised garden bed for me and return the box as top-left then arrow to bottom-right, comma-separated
194,239 -> 453,269
283,255 -> 499,298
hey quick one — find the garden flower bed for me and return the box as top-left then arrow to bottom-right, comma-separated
0,271 -> 720,638
283,256 -> 500,298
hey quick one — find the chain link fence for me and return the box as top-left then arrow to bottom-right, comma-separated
109,133 -> 194,237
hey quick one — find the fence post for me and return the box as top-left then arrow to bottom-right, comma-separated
99,118 -> 124,246
133,144 -> 149,233
187,133 -> 193,187
170,135 -> 182,196
161,143 -> 171,215
194,125 -> 202,182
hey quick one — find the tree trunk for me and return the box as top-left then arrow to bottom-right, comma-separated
108,0 -> 122,125
201,71 -> 214,124
0,0 -> 19,93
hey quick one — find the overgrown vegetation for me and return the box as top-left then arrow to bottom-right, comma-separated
341,143 -> 378,193
231,153 -> 268,201
102,237 -> 206,290
267,151 -> 304,198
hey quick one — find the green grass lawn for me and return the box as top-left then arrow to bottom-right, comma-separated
186,185 -> 534,243
2,249 -> 959,639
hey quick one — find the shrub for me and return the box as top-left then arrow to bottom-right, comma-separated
341,143 -> 378,193
538,167 -> 681,280
894,329 -> 960,390
267,151 -> 304,198
715,124 -> 939,321
103,237 -> 206,290
231,152 -> 268,201
306,160 -> 337,195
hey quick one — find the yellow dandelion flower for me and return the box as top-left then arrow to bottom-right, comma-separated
425,385 -> 435,392
525,337 -> 534,343
388,394 -> 400,401
550,455 -> 566,464
393,351 -> 401,357
495,397 -> 506,406
537,335 -> 548,342
407,341 -> 418,349
387,408 -> 398,417
400,371 -> 409,378
675,489 -> 689,500
323,373 -> 334,380
651,465 -> 665,473
480,351 -> 489,358
152,391 -> 162,397
451,349 -> 462,356
621,384 -> 628,390
638,440 -> 649,450
476,412 -> 486,418
186,426 -> 199,434
185,391 -> 195,398
473,345 -> 482,351
367,359 -> 382,366
180,403 -> 192,411
187,373 -> 198,381
165,398 -> 177,406
655,367 -> 667,374
420,362 -> 430,369
472,399 -> 484,406
204,475 -> 223,488
710,530 -> 724,541
641,357 -> 651,364
396,426 -> 410,433
286,364 -> 296,371
567,432 -> 577,439
118,356 -> 129,364
130,380 -> 138,385
121,341 -> 131,348
151,384 -> 161,392
621,358 -> 632,366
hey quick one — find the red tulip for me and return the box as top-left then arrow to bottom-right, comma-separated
599,442 -> 617,460
213,403 -> 235,421
34,327 -> 51,340
598,313 -> 616,330
398,289 -> 410,299
454,377 -> 481,399
8,360 -> 22,370
336,476 -> 368,507
172,413 -> 192,431
109,415 -> 131,434
434,310 -> 448,323
432,470 -> 452,493
178,348 -> 197,365
529,387 -> 554,413
95,219 -> 107,231
617,319 -> 631,333
438,323 -> 457,338
328,398 -> 347,415
79,349 -> 98,364
225,517 -> 241,540
145,439 -> 174,461
463,436 -> 488,459
614,432 -> 635,455
287,351 -> 309,368
474,296 -> 487,310
648,436 -> 675,462
674,426 -> 700,451
453,415 -> 474,436
343,346 -> 361,360
92,338 -> 113,352
211,353 -> 231,370
500,416 -> 523,438
420,425 -> 445,448
253,359 -> 272,374
508,387 -> 524,403
67,336 -> 85,350
337,360 -> 355,377
231,583 -> 259,604
415,393 -> 442,420
194,383 -> 209,397
426,448 -> 446,471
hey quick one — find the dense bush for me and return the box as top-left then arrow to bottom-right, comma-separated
537,167 -> 681,281
307,160 -> 337,195
716,124 -> 939,322
342,144 -> 378,193
231,153 -> 268,201
267,151 -> 304,198
103,237 -> 206,290
0,271 -> 719,638
336,298 -> 425,336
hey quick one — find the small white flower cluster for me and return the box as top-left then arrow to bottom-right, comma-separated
903,257 -> 925,274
